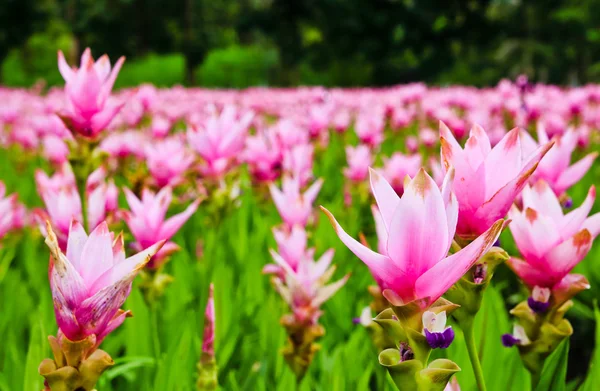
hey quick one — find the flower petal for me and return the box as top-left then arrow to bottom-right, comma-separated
369,167 -> 400,230
554,152 -> 598,194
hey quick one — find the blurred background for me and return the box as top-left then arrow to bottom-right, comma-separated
3,0 -> 600,89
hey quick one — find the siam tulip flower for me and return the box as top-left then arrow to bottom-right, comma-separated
282,144 -> 314,186
0,181 -> 26,240
440,122 -> 553,239
44,220 -> 164,344
42,134 -> 69,165
34,165 -> 82,248
57,48 -> 125,138
382,152 -> 422,195
321,168 -> 506,308
86,167 -> 119,230
122,186 -> 200,268
150,115 -> 172,138
136,84 -> 157,112
243,129 -> 283,182
332,108 -> 351,133
507,181 -> 598,293
263,225 -> 308,276
100,130 -> 148,160
521,126 -> 598,196
355,109 -> 385,147
344,145 -> 373,182
419,128 -> 437,148
270,176 -> 323,229
187,106 -> 253,177
273,119 -> 309,149
145,136 -> 194,188
198,283 -> 218,390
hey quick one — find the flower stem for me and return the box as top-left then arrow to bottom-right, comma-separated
462,319 -> 487,391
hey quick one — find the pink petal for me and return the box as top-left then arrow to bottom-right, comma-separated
78,222 -> 114,288
480,128 -> 522,198
507,256 -> 553,287
157,199 -> 200,240
463,124 -> 491,170
98,56 -> 125,106
371,205 -> 389,256
554,152 -> 598,194
88,240 -> 165,294
521,181 -> 563,225
544,229 -> 593,284
57,51 -> 75,84
90,101 -> 125,133
320,206 -> 403,290
369,167 -> 400,231
416,219 -> 506,303
386,169 -> 449,276
66,220 -> 89,271
441,167 -> 458,250
583,213 -> 600,238
560,186 -> 595,240
304,178 -> 324,205
123,187 -> 144,216
509,206 -> 561,262
94,309 -> 131,347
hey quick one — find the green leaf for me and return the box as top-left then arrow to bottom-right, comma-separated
580,304 -> 600,391
534,339 -> 569,391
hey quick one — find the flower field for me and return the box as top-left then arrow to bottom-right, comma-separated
0,50 -> 599,391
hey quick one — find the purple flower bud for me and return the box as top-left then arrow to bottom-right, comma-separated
352,317 -> 361,325
527,297 -> 550,313
563,197 -> 573,209
424,327 -> 455,349
501,334 -> 520,347
399,342 -> 414,362
473,263 -> 488,284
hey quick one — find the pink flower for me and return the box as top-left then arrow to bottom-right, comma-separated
382,152 -> 422,195
0,182 -> 26,239
321,168 -> 506,307
122,186 -> 200,268
264,225 -> 308,276
270,176 -> 323,229
270,246 -> 348,325
202,284 -> 215,356
57,48 -> 125,138
508,181 -> 598,289
355,109 -> 384,147
145,136 -> 194,188
522,126 -> 598,195
86,167 -> 118,231
42,135 -> 69,165
344,145 -> 373,182
34,166 -> 82,248
440,122 -> 553,239
243,129 -> 283,182
100,130 -> 148,159
44,220 -> 163,345
282,144 -> 314,187
187,106 -> 253,177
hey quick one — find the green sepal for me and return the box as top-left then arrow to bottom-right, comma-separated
373,308 -> 407,343
445,247 -> 509,323
417,359 -> 461,391
518,319 -> 573,376
379,349 -> 424,391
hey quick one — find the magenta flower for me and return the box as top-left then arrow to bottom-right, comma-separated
382,152 -> 422,195
122,186 -> 200,268
145,136 -> 194,188
282,144 -> 314,187
269,176 -> 323,229
86,167 -> 118,230
243,129 -> 283,182
202,284 -> 215,356
42,135 -> 69,165
322,168 -> 506,307
344,145 -> 373,182
45,220 -> 164,345
265,225 -> 308,275
522,126 -> 598,195
0,181 -> 26,240
187,106 -> 253,177
440,122 -> 553,239
508,181 -> 598,289
57,48 -> 125,138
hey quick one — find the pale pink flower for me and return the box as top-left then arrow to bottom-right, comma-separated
202,284 -> 215,356
0,182 -> 26,240
382,152 -> 422,195
270,176 -> 323,229
122,186 -> 200,268
243,129 -> 283,182
45,220 -> 163,345
145,136 -> 194,187
344,145 -> 373,182
282,144 -> 314,186
440,122 -> 553,239
322,168 -> 506,307
508,181 -> 598,289
42,134 -> 69,165
57,48 -> 125,138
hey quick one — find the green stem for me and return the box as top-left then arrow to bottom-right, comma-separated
150,302 -> 161,359
462,319 -> 487,391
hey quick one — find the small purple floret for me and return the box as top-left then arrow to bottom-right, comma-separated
424,327 -> 455,349
527,297 -> 550,313
563,197 -> 573,209
502,333 -> 520,347
473,263 -> 487,284
399,342 -> 414,362
352,317 -> 361,325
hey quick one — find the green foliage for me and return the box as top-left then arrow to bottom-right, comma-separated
195,45 -> 279,88
534,339 -> 569,391
114,53 -> 186,88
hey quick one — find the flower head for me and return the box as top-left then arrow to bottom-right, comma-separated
440,122 -> 553,239
322,168 -> 506,307
344,145 -> 373,182
45,220 -> 163,345
57,48 -> 125,138
422,311 -> 455,349
270,176 -> 323,229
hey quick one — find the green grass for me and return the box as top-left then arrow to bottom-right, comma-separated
0,129 -> 599,390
